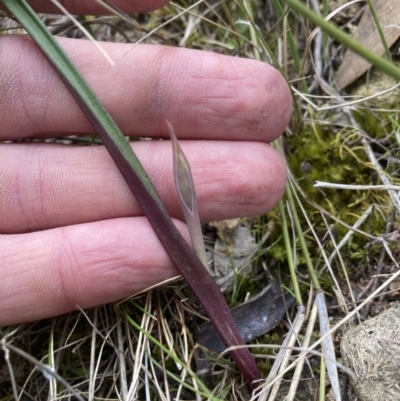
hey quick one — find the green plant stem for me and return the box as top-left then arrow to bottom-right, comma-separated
281,0 -> 400,81
233,0 -> 303,122
321,0 -> 329,63
2,0 -> 261,388
286,183 -> 321,290
243,0 -> 261,61
366,0 -> 392,63
278,200 -> 303,306
270,0 -> 301,73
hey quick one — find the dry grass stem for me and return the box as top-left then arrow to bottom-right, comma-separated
285,303 -> 318,401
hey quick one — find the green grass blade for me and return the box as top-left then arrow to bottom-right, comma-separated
270,0 -> 301,73
366,0 -> 392,63
278,200 -> 303,306
2,0 -> 261,388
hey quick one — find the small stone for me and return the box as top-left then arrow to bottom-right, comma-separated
341,304 -> 400,401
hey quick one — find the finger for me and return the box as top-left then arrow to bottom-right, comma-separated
1,36 -> 292,142
26,0 -> 170,14
0,217 -> 184,325
0,140 -> 286,233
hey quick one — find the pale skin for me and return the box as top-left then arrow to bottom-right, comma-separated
0,0 -> 292,326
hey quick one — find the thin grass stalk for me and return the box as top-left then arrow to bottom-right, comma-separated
326,205 -> 373,267
319,356 -> 326,401
281,0 -> 400,81
171,1 -> 250,49
234,0 -> 281,67
2,0 -> 261,387
308,0 -> 323,78
122,0 -> 204,50
94,324 -> 113,395
290,181 -> 353,303
156,294 -> 172,401
89,308 -> 98,401
267,0 -> 310,94
175,309 -> 190,401
278,200 -> 303,305
48,0 -> 115,65
320,212 -> 355,317
365,0 -> 392,63
148,353 -> 222,400
321,0 -> 329,62
148,348 -> 169,401
285,182 -> 320,290
48,322 -> 57,399
127,293 -> 152,400
144,350 -> 151,401
2,344 -> 18,400
285,303 -> 318,401
267,309 -> 306,401
315,291 -> 341,401
232,0 -> 303,131
116,318 -> 128,399
360,136 -> 400,213
243,0 -> 261,61
179,3 -> 200,47
257,308 -> 305,401
125,312 -> 221,400
288,180 -> 343,400
269,0 -> 301,73
2,340 -> 86,401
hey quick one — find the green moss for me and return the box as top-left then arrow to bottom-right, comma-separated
253,332 -> 283,373
266,120 -> 390,295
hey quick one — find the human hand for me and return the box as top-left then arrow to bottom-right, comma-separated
0,0 -> 292,326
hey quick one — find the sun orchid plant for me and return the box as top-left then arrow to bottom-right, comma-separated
1,0 -> 261,390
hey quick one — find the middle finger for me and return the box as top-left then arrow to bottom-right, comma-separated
0,140 -> 285,233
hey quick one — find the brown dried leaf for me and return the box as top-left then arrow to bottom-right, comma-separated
335,0 -> 400,90
209,218 -> 241,246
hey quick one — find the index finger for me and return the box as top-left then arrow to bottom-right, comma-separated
1,36 -> 292,142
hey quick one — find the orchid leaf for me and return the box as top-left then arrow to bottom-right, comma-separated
1,0 -> 261,389
166,120 -> 210,272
